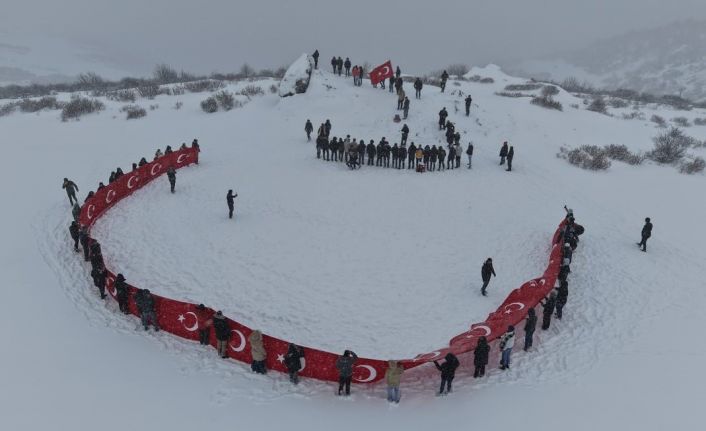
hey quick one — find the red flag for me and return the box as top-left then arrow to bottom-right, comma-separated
369,60 -> 393,85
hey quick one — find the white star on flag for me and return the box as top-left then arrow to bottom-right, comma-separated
177,314 -> 185,322
277,354 -> 285,363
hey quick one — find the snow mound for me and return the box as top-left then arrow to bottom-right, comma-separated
278,53 -> 314,97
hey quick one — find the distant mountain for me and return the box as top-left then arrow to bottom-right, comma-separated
509,20 -> 706,102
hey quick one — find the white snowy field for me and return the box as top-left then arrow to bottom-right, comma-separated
1,65 -> 705,430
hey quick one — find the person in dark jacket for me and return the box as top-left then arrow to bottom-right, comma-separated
403,96 -> 410,119
395,65 -> 401,78
134,289 -> 159,331
358,140 -> 366,165
389,75 -> 394,93
324,119 -> 331,137
79,226 -> 91,261
637,217 -> 653,252
195,304 -> 212,345
337,57 -> 343,75
438,108 -> 448,130
466,142 -> 474,169
284,343 -> 305,384
434,353 -> 459,395
414,78 -> 423,99
473,336 -> 490,378
226,189 -> 238,219
481,258 -> 496,296
164,146 -> 172,155
69,220 -> 80,252
366,140 -> 376,166
541,292 -> 557,330
138,157 -> 148,167
407,143 -> 416,169
335,350 -> 358,396
524,308 -> 538,351
400,124 -> 409,146
344,57 -> 351,76
499,141 -> 509,165
212,311 -> 230,358
115,273 -> 130,314
465,95 -> 473,116
91,266 -> 107,299
312,49 -> 319,69
167,166 -> 176,193
506,146 -> 514,171
72,202 -> 81,223
437,146 -> 446,171
305,119 -> 313,141
440,70 -> 449,92
62,178 -> 79,206
331,56 -> 337,73
555,280 -> 568,320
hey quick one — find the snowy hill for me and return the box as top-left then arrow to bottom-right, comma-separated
510,20 -> 706,101
2,63 -> 706,430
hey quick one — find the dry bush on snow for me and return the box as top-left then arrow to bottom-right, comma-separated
183,80 -> 225,93
671,117 -> 691,127
609,98 -> 629,108
646,128 -> 694,164
557,145 -> 611,171
18,96 -> 63,112
269,84 -> 278,94
61,96 -> 105,121
200,96 -> 218,113
505,83 -> 542,92
239,85 -> 264,97
214,91 -> 235,111
650,114 -> 667,127
603,144 -> 644,165
693,118 -> 706,126
679,156 -> 705,174
121,105 -> 147,120
531,96 -> 563,111
106,89 -> 136,103
541,85 -> 559,97
495,91 -> 530,98
587,96 -> 608,114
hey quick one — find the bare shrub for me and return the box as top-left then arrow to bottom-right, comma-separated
679,156 -> 705,174
541,85 -> 559,97
138,85 -> 160,99
0,103 -> 17,117
153,64 -> 179,84
587,96 -> 607,114
269,84 -> 278,94
61,96 -> 105,121
446,64 -> 470,77
18,96 -> 63,112
603,144 -> 644,165
184,80 -> 225,93
671,117 -> 691,127
651,115 -> 667,127
239,85 -> 264,97
239,63 -> 255,78
77,72 -> 106,92
609,98 -> 629,108
570,103 -> 580,109
621,111 -> 645,120
505,83 -> 542,91
200,96 -> 218,113
560,77 -> 595,93
694,118 -> 706,126
495,91 -> 529,98
531,96 -> 563,111
107,89 -> 136,102
274,67 -> 287,79
647,128 -> 691,164
557,145 -> 611,170
214,91 -> 235,111
121,105 -> 147,119
479,77 -> 494,84
171,86 -> 185,96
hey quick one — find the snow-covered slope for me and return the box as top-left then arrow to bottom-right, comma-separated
1,65 -> 705,430
510,20 -> 706,101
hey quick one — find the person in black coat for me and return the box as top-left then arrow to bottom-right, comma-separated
473,336 -> 490,378
400,124 -> 409,146
541,292 -> 557,330
305,119 -> 313,141
284,343 -> 305,384
414,78 -> 423,99
524,308 -> 538,351
555,280 -> 568,320
395,66 -> 401,78
637,217 -> 653,252
388,75 -> 394,93
407,143 -> 416,169
312,49 -> 319,69
91,267 -> 107,299
337,57 -> 343,75
366,140 -> 376,166
506,146 -> 515,171
167,166 -> 176,193
69,221 -> 80,252
330,56 -> 337,73
134,289 -> 159,331
403,97 -> 410,119
499,141 -> 509,165
465,95 -> 473,116
440,70 -> 449,92
115,273 -> 130,314
226,189 -> 238,219
434,353 -> 459,395
79,226 -> 91,261
344,57 -> 351,76
212,311 -> 231,358
438,108 -> 448,130
481,258 -> 496,296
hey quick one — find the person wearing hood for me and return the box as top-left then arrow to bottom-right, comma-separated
400,124 -> 409,146
434,353 -> 459,395
284,343 -> 305,384
506,146 -> 515,171
637,217 -> 653,252
62,178 -> 79,206
331,56 -> 337,73
194,304 -> 213,345
134,288 -> 159,331
335,350 -> 359,396
69,220 -> 80,252
481,258 -> 496,296
438,107 -> 448,130
164,146 -> 172,155
71,202 -> 81,223
403,96 -> 410,119
249,330 -> 267,374
499,141 -> 509,165
154,148 -> 163,160
305,119 -> 313,141
499,325 -> 515,370
114,273 -> 130,315
555,280 -> 569,320
212,311 -> 230,358
440,70 -> 449,92
344,57 -> 351,76
473,336 -> 490,378
79,226 -> 91,261
465,94 -> 473,116
541,292 -> 557,330
167,166 -> 176,193
524,308 -> 538,351
312,49 -> 319,69
91,266 -> 107,299
385,360 -> 404,403
227,189 -> 238,219
466,142 -> 474,169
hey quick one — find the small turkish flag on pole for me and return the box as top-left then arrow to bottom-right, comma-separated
369,60 -> 394,86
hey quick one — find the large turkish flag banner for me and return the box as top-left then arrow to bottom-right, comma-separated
369,60 -> 393,85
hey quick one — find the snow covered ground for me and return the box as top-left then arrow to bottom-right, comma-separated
1,65 -> 705,430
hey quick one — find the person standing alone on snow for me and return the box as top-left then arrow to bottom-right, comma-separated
167,166 -> 176,193
481,258 -> 496,296
473,336 -> 490,378
414,77 -> 423,99
226,189 -> 238,219
440,70 -> 449,92
62,178 -> 79,206
336,350 -> 358,396
312,49 -> 319,69
466,142 -> 474,169
465,94 -> 473,116
434,353 -> 459,395
524,308 -> 537,351
385,360 -> 404,403
637,217 -> 652,252
305,119 -> 313,141
499,325 -> 515,370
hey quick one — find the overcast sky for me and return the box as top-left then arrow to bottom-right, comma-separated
2,0 -> 706,78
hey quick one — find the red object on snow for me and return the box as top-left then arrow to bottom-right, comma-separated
369,60 -> 394,86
